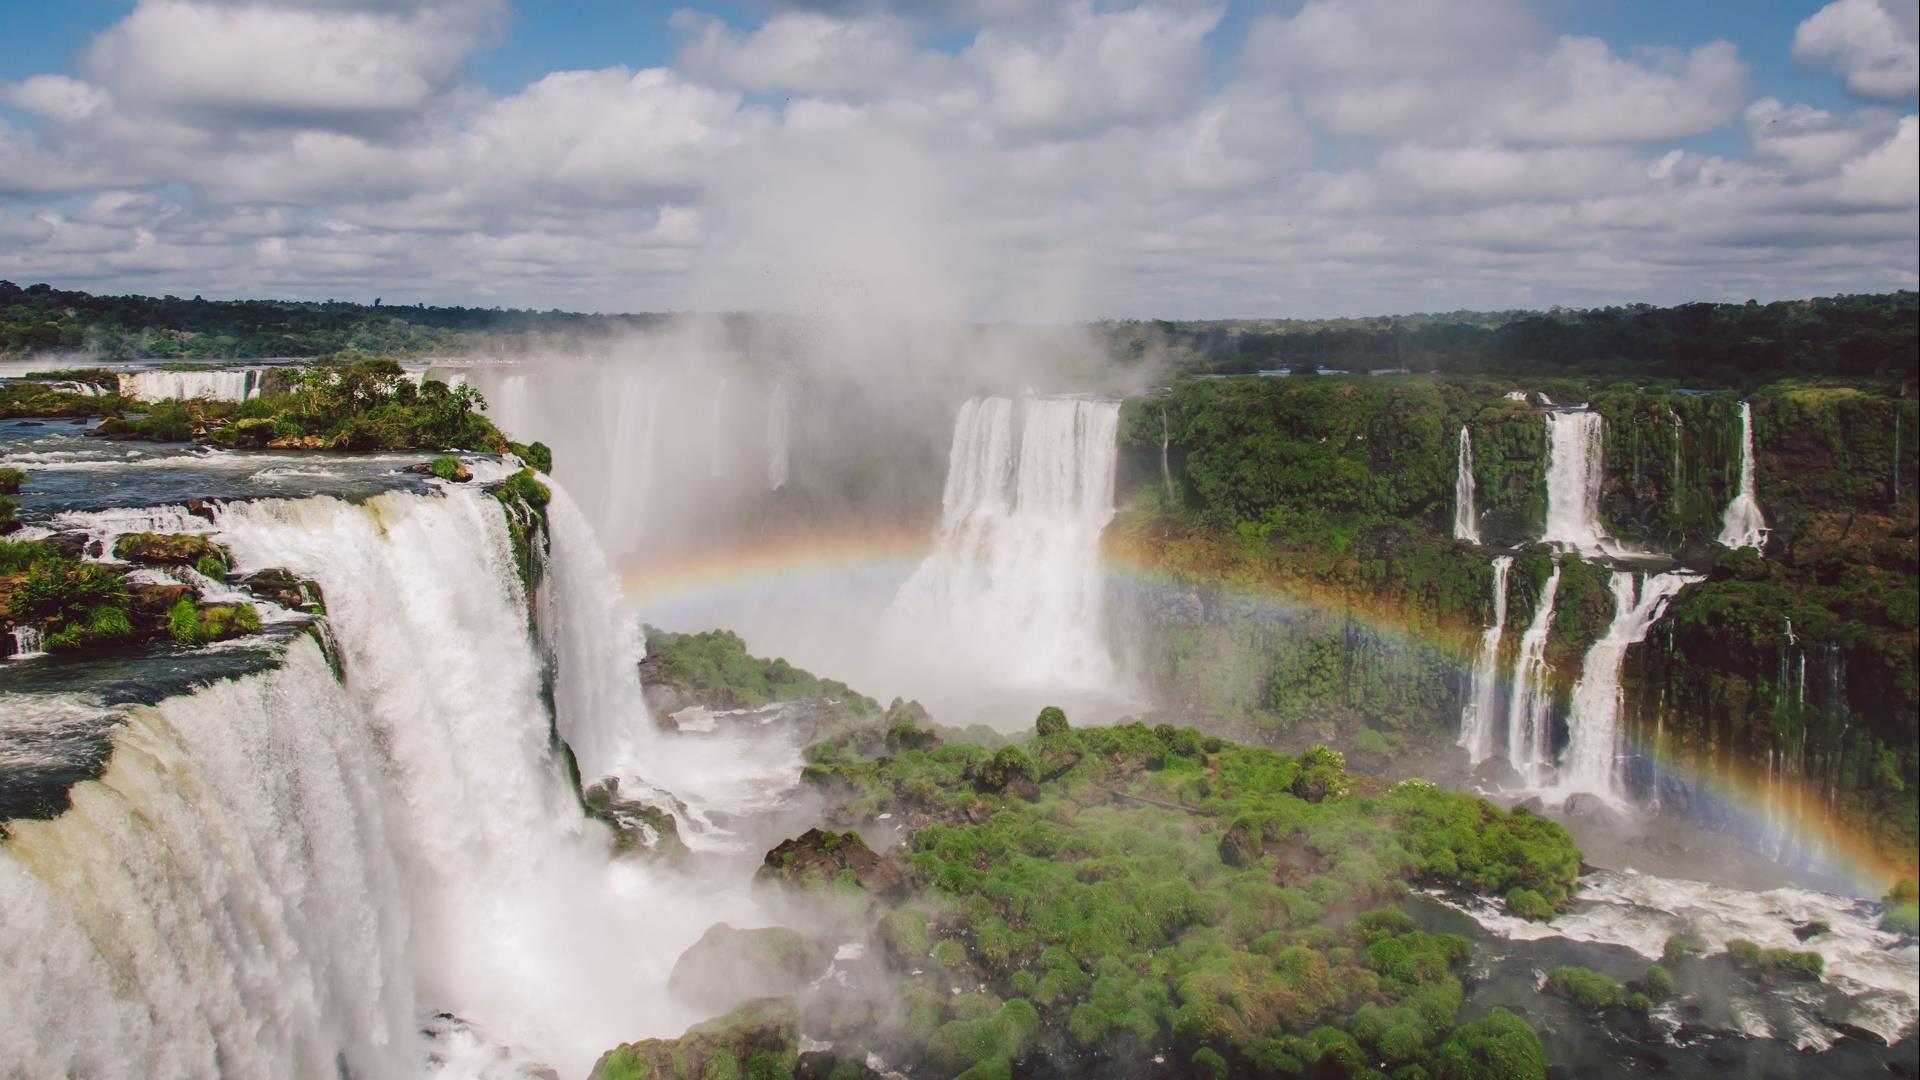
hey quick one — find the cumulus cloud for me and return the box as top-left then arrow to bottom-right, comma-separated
1793,0 -> 1920,100
0,0 -> 1913,315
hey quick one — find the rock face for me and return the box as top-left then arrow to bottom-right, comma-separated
588,998 -> 799,1080
667,924 -> 829,1015
581,778 -> 684,856
242,568 -> 325,614
758,828 -> 907,898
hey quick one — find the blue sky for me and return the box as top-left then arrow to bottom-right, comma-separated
0,0 -> 1913,316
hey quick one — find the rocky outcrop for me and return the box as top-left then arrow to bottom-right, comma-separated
588,998 -> 799,1080
758,828 -> 906,898
113,532 -> 225,568
581,779 -> 685,857
242,568 -> 325,614
667,924 -> 829,1015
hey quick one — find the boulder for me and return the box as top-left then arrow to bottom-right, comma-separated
582,778 -> 685,856
266,434 -> 326,450
126,582 -> 194,638
758,828 -> 907,898
1559,793 -> 1626,830
1218,821 -> 1261,868
243,568 -> 325,614
667,924 -> 829,1014
588,998 -> 798,1080
112,532 -> 222,567
1470,755 -> 1526,791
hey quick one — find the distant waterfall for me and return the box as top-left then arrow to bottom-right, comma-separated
1717,401 -> 1767,551
885,397 -> 1122,690
1452,425 -> 1480,543
1505,563 -> 1560,785
1160,409 -> 1175,503
1558,571 -> 1696,800
766,381 -> 790,492
1542,411 -> 1609,554
3,486 -> 758,1077
118,368 -> 263,403
1458,555 -> 1512,763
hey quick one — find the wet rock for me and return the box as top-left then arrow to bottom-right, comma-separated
1560,792 -> 1625,829
1793,919 -> 1831,941
185,498 -> 218,522
588,998 -> 798,1080
113,532 -> 223,567
1218,820 -> 1261,868
404,460 -> 472,483
1471,755 -> 1526,790
243,568 -> 325,614
667,924 -> 829,1014
758,828 -> 907,898
793,1050 -> 879,1080
1514,796 -> 1547,816
582,778 -> 684,856
266,434 -> 326,450
1627,833 -> 1687,860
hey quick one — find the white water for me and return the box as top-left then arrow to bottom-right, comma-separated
6,625 -> 44,659
766,380 -> 790,492
1718,401 -> 1767,551
1452,425 -> 1481,543
4,487 -> 771,1077
1458,556 -> 1512,764
1442,868 -> 1918,1046
884,396 -> 1123,700
1556,571 -> 1696,801
1505,563 -> 1560,785
119,368 -> 263,402
1541,410 -> 1610,554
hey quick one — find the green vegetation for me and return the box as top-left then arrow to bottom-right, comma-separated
1,540 -> 135,651
760,707 -> 1577,1076
0,379 -> 129,419
1103,291 -> 1916,382
490,468 -> 552,592
166,597 -> 261,646
642,626 -> 878,713
510,440 -> 554,474
1543,966 -> 1622,1010
1724,939 -> 1825,981
0,468 -> 23,494
589,998 -> 799,1080
1883,880 -> 1919,936
1662,934 -> 1705,963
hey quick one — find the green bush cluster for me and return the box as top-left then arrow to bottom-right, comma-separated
783,710 -> 1573,1075
1543,966 -> 1621,1010
166,597 -> 261,646
2,540 -> 136,651
1724,939 -> 1824,981
642,626 -> 877,714
1883,881 -> 1919,937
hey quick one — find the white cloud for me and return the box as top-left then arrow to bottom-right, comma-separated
1744,97 -> 1889,175
673,10 -> 933,99
1,76 -> 112,123
1495,37 -> 1747,143
1793,0 -> 1920,100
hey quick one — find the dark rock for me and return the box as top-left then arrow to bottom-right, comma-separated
582,778 -> 684,856
794,1050 -> 879,1080
1470,755 -> 1526,790
1514,796 -> 1546,815
243,568 -> 325,614
1560,792 -> 1625,829
1793,920 -> 1831,941
185,498 -> 218,522
1218,821 -> 1261,867
758,828 -> 907,898
1627,833 -> 1687,860
667,923 -> 829,1015
588,998 -> 798,1080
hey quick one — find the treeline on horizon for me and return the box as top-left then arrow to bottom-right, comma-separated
2,278 -> 1914,383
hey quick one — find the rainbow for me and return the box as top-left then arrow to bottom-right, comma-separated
615,522 -> 1915,896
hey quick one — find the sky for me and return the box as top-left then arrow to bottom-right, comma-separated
0,0 -> 1914,319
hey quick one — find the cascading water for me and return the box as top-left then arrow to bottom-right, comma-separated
118,368 -> 263,402
1557,571 -> 1695,801
1505,563 -> 1560,785
4,485 -> 767,1078
884,396 -> 1122,694
766,380 -> 789,492
1541,410 -> 1610,554
6,625 -> 44,659
1718,401 -> 1767,551
1457,555 -> 1512,764
1452,425 -> 1480,543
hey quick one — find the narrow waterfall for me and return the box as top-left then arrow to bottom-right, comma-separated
5,486 -> 759,1078
1505,563 -> 1560,785
885,396 -> 1122,690
1160,408 -> 1176,503
766,380 -> 790,492
1541,410 -> 1609,554
1717,401 -> 1767,551
1557,571 -> 1695,800
1452,425 -> 1481,543
118,368 -> 263,403
1457,555 -> 1512,763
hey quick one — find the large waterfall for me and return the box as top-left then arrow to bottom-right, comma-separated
884,397 -> 1122,696
2,486 -> 765,1077
1505,563 -> 1560,785
1541,410 -> 1609,554
1452,425 -> 1480,543
119,368 -> 264,402
1557,571 -> 1696,801
1457,555 -> 1512,764
1718,401 -> 1767,551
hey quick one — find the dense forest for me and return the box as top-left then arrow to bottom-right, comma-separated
0,280 -> 665,359
1097,291 -> 1917,383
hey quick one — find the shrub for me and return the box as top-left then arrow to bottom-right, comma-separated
0,466 -> 23,494
510,440 -> 554,473
1661,934 -> 1705,963
1431,1008 -> 1546,1080
1035,706 -> 1069,737
1543,966 -> 1621,1010
14,556 -> 133,651
1351,728 -> 1391,756
428,455 -> 463,481
974,746 -> 1037,793
1504,888 -> 1554,922
1882,881 -> 1919,936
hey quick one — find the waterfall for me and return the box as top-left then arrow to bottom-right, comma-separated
1717,401 -> 1767,551
1457,555 -> 1512,763
7,625 -> 44,659
1505,563 -> 1560,785
1160,408 -> 1175,503
884,396 -> 1122,691
766,381 -> 790,492
1557,571 -> 1695,801
1452,425 -> 1480,543
1541,410 -> 1609,554
5,486 -> 762,1077
118,368 -> 263,403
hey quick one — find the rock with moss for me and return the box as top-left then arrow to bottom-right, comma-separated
167,597 -> 261,646
113,531 -> 227,568
588,998 -> 799,1080
242,568 -> 326,614
1881,880 -> 1919,938
1544,966 -> 1622,1010
1724,938 -> 1824,982
758,828 -> 907,898
582,779 -> 687,857
668,924 -> 830,1015
408,455 -> 472,483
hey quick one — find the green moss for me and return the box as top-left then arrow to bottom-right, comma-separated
427,455 -> 463,480
1662,934 -> 1705,963
168,597 -> 261,646
0,467 -> 23,495
1725,939 -> 1823,981
1543,967 -> 1621,1010
643,626 -> 878,714
1504,888 -> 1554,922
